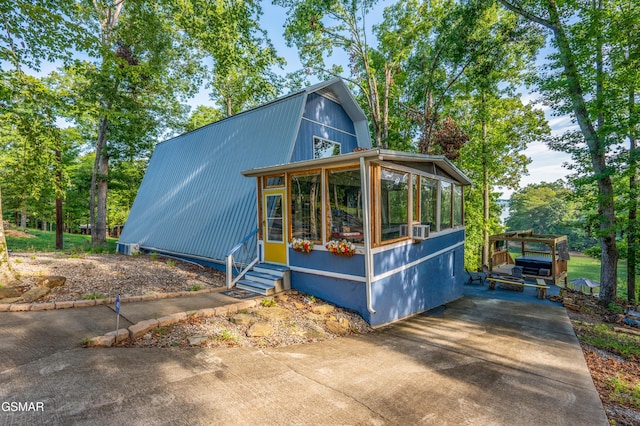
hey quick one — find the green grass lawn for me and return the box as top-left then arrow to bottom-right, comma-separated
5,228 -> 117,253
569,254 -> 638,300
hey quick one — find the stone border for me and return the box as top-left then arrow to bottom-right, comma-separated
0,288 -> 221,312
85,298 -> 266,347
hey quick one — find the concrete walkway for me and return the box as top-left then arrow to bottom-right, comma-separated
0,290 -> 608,425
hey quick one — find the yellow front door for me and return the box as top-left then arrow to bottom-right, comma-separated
263,189 -> 287,264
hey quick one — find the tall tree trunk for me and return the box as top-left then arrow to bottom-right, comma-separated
96,149 -> 109,245
91,116 -> 108,246
481,93 -> 490,267
628,89 -> 638,303
20,204 -> 26,228
55,147 -> 63,250
550,2 -> 618,306
0,188 -> 17,285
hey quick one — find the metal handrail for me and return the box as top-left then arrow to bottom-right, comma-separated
225,227 -> 259,289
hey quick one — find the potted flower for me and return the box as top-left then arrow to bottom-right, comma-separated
326,239 -> 356,257
291,238 -> 313,253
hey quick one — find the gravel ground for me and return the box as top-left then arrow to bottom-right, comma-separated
125,291 -> 373,349
9,252 -> 225,302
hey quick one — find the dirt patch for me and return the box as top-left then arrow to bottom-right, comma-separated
4,229 -> 35,238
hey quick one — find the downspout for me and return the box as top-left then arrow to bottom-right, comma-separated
360,157 -> 376,315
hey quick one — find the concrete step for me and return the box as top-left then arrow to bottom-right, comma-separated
244,270 -> 282,287
236,279 -> 276,296
253,263 -> 290,277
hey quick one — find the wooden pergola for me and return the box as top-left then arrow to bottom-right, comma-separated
489,229 -> 569,285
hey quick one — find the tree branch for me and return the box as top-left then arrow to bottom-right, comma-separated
497,0 -> 555,30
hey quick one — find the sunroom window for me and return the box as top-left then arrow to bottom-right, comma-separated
290,172 -> 322,242
327,168 -> 364,244
440,181 -> 452,230
453,184 -> 463,227
420,177 -> 437,231
380,168 -> 409,242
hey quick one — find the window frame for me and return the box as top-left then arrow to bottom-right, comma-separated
325,166 -> 365,246
288,169 -> 323,244
313,136 -> 341,159
264,174 -> 285,188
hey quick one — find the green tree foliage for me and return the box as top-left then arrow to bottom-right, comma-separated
183,105 -> 224,132
1,1 -> 84,277
173,0 -> 285,117
277,0 -> 402,148
450,4 -> 547,268
498,0 -> 637,305
506,181 -> 596,251
62,0 -> 200,246
0,74 -> 68,235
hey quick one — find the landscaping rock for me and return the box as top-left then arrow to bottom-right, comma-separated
312,304 -> 335,315
231,313 -> 254,326
247,322 -> 273,337
303,324 -> 327,339
30,303 -> 55,311
129,319 -> 159,339
106,329 -> 130,343
74,299 -> 97,308
20,286 -> 50,303
305,313 -> 326,322
275,294 -> 289,303
37,276 -> 66,289
255,307 -> 291,321
9,304 -> 31,312
326,318 -> 349,335
198,308 -> 216,318
0,287 -> 20,299
87,335 -> 115,348
188,335 -> 208,346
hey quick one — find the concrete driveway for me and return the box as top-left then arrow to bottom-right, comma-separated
0,296 -> 607,425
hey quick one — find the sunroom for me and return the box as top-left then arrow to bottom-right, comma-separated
242,148 -> 471,326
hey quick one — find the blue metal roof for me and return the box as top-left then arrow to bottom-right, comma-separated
118,79 -> 370,264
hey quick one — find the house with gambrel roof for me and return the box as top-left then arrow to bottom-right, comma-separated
118,78 -> 471,326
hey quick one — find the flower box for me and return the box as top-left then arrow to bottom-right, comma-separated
291,238 -> 313,253
326,239 -> 356,257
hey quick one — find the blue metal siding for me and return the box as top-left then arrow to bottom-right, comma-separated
368,243 -> 465,326
372,230 -> 465,276
289,248 -> 365,276
290,93 -> 360,162
117,94 -> 305,262
304,93 -> 356,133
289,229 -> 466,326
